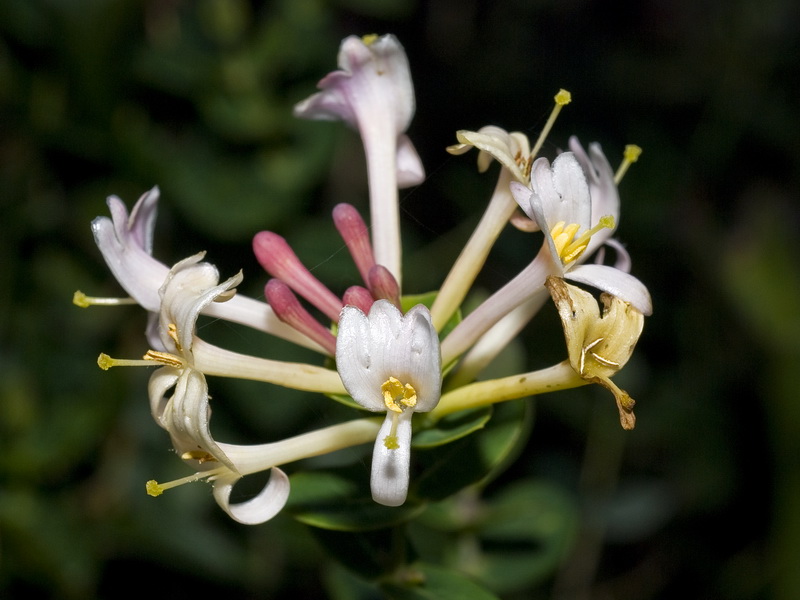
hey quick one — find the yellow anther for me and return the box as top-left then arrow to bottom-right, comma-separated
614,144 -> 643,184
181,451 -> 217,464
167,323 -> 181,350
73,290 -> 137,308
381,377 -> 417,413
143,350 -> 185,368
555,89 -> 572,106
530,88 -> 572,162
362,34 -> 379,46
550,216 -> 615,266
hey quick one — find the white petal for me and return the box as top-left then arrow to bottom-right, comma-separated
569,137 -> 619,253
148,366 -> 179,426
510,180 -> 563,274
155,368 -> 237,472
396,133 -> 425,188
212,467 -> 290,525
566,264 -> 653,316
336,305 -> 385,411
158,255 -> 243,354
391,304 -> 441,412
92,193 -> 168,312
454,128 -> 527,182
547,152 -> 592,228
370,411 -> 413,506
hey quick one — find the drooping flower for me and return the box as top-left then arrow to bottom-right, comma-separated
143,254 -> 356,523
141,255 -> 292,524
335,300 -> 442,506
294,34 -> 424,285
545,276 -> 645,430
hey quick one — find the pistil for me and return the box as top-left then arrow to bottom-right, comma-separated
614,144 -> 642,184
73,291 -> 138,308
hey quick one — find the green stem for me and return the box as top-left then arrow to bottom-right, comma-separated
429,360 -> 586,422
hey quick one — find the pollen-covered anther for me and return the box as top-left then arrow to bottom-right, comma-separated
181,450 -> 218,464
381,376 -> 418,413
550,215 -> 615,265
143,350 -> 185,368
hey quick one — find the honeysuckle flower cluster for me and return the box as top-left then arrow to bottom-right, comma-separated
76,33 -> 651,524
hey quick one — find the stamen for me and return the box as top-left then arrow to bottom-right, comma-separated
146,466 -> 226,497
529,88 -> 572,162
181,450 -> 218,464
614,144 -> 642,184
253,231 -> 343,322
551,215 -> 615,265
143,350 -> 185,368
333,203 -> 377,286
381,376 -> 417,413
73,291 -> 137,308
362,33 -> 379,46
264,279 -> 337,356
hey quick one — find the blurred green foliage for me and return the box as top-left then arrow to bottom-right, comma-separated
2,0 -> 799,599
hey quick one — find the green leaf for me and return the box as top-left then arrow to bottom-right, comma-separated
412,407 -> 492,449
287,470 -> 425,531
412,400 -> 532,502
472,481 -> 580,593
380,562 -> 500,600
311,527 -> 410,580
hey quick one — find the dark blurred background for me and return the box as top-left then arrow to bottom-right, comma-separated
1,0 -> 798,598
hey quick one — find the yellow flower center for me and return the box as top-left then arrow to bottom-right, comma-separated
381,376 -> 417,413
549,215 -> 615,266
381,377 -> 417,450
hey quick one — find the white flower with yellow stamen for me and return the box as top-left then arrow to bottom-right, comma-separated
335,300 -> 441,507
510,152 -> 652,316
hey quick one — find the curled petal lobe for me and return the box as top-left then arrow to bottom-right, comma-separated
91,188 -> 168,311
396,133 -> 426,188
158,253 -> 243,355
566,263 -> 653,316
148,367 -> 236,472
212,467 -> 291,525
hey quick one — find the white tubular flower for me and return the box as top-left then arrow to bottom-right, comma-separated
510,153 -> 652,316
90,188 -> 324,352
336,300 -> 442,507
147,365 -> 291,525
294,34 -> 424,285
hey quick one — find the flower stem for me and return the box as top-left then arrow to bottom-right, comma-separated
429,360 -> 586,421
